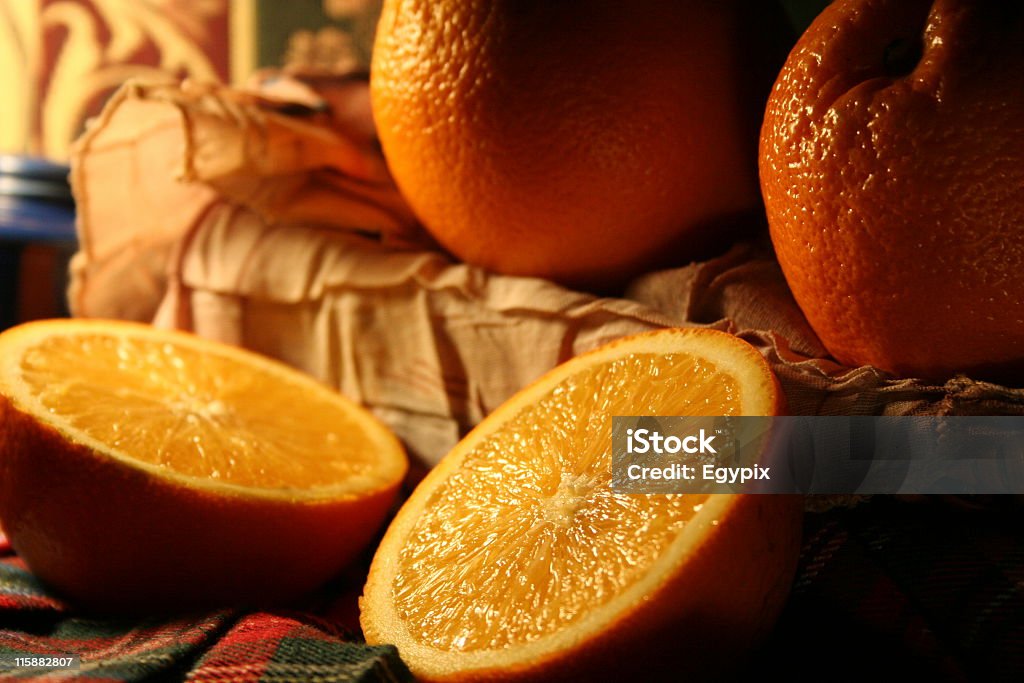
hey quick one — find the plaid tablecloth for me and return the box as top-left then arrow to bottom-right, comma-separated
2,498 -> 1022,682
0,530 -> 411,682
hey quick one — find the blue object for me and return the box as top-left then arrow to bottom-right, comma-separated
0,155 -> 77,330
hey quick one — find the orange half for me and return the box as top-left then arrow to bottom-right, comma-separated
0,319 -> 407,611
361,328 -> 801,682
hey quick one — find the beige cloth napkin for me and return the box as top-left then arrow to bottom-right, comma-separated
69,76 -> 1024,466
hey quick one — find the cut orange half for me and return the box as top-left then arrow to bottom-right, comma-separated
0,319 -> 407,612
360,328 -> 801,682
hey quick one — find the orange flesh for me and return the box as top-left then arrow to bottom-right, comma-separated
19,333 -> 381,489
393,352 -> 740,652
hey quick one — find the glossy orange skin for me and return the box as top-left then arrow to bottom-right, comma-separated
372,0 -> 787,291
761,0 -> 1024,380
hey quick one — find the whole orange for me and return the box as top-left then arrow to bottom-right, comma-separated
371,0 -> 788,291
761,0 -> 1024,380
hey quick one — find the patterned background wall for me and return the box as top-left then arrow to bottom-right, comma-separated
0,0 -> 381,160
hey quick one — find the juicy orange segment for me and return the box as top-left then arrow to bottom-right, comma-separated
0,319 -> 407,611
14,330 -> 392,492
1,321 -> 404,496
361,328 -> 801,682
394,354 -> 735,652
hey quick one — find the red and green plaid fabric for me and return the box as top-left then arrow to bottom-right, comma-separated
0,530 -> 411,681
2,498 -> 1022,681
